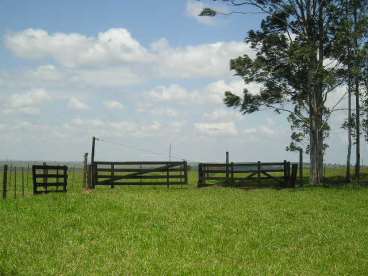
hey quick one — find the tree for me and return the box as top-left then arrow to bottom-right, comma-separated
333,0 -> 368,182
200,0 -> 346,185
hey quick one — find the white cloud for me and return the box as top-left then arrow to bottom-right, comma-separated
67,97 -> 89,110
6,28 -> 254,80
104,100 -> 124,110
149,84 -> 198,102
194,121 -> 238,136
153,41 -> 253,79
3,89 -> 51,114
5,28 -> 150,67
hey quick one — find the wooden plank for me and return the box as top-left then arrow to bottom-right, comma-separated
94,161 -> 184,165
95,168 -> 184,173
95,181 -> 186,186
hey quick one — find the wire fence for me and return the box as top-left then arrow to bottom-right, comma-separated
0,164 -> 85,200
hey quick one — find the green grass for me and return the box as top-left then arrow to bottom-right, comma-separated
1,169 -> 368,274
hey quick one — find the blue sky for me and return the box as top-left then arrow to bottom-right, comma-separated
0,0 -> 357,163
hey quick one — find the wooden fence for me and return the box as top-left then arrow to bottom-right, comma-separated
32,165 -> 68,194
198,161 -> 298,187
91,161 -> 188,188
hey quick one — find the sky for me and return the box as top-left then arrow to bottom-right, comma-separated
0,0 -> 361,164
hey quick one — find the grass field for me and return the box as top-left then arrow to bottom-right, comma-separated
1,168 -> 368,274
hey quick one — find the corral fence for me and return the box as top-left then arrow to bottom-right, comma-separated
90,161 -> 188,188
198,161 -> 298,188
32,164 -> 68,194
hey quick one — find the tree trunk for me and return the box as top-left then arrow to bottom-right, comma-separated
353,6 -> 360,183
346,75 -> 352,182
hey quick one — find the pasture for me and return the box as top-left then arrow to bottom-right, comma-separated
0,168 -> 368,274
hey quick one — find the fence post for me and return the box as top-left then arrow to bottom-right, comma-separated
166,162 -> 170,189
197,164 -> 202,187
64,166 -> 68,192
111,163 -> 115,189
226,151 -> 229,184
231,162 -> 234,186
298,148 -> 303,182
184,161 -> 188,185
290,164 -> 298,188
83,153 -> 88,189
2,165 -> 8,199
43,162 -> 47,193
92,163 -> 97,189
257,161 -> 261,185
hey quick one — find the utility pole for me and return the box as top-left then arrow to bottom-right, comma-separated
91,136 -> 96,165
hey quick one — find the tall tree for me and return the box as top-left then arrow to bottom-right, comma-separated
200,0 -> 345,185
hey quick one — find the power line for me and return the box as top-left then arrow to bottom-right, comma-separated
96,137 -> 187,161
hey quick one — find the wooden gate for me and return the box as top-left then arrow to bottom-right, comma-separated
91,161 -> 188,187
198,161 -> 297,187
32,165 -> 68,194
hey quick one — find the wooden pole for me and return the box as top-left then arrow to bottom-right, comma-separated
91,136 -> 96,165
226,151 -> 229,183
83,153 -> 88,189
257,161 -> 261,185
2,165 -> 8,199
298,148 -> 303,181
43,162 -> 47,193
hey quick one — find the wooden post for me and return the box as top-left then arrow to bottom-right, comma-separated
257,161 -> 261,185
87,164 -> 92,189
63,166 -> 67,193
43,162 -> 48,193
111,163 -> 115,189
91,136 -> 96,165
226,151 -> 229,183
231,162 -> 234,186
298,148 -> 303,181
166,162 -> 170,189
184,161 -> 188,185
83,153 -> 88,189
92,163 -> 96,189
2,165 -> 8,199
197,164 -> 202,187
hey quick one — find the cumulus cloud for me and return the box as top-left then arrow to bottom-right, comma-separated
5,28 -> 150,67
5,28 -> 254,80
67,97 -> 89,110
2,89 -> 51,114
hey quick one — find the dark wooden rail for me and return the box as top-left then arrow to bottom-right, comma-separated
92,161 -> 188,188
32,165 -> 68,194
198,161 -> 297,187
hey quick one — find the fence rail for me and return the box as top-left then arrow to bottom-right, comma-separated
91,161 -> 188,188
198,161 -> 297,188
32,165 -> 68,194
